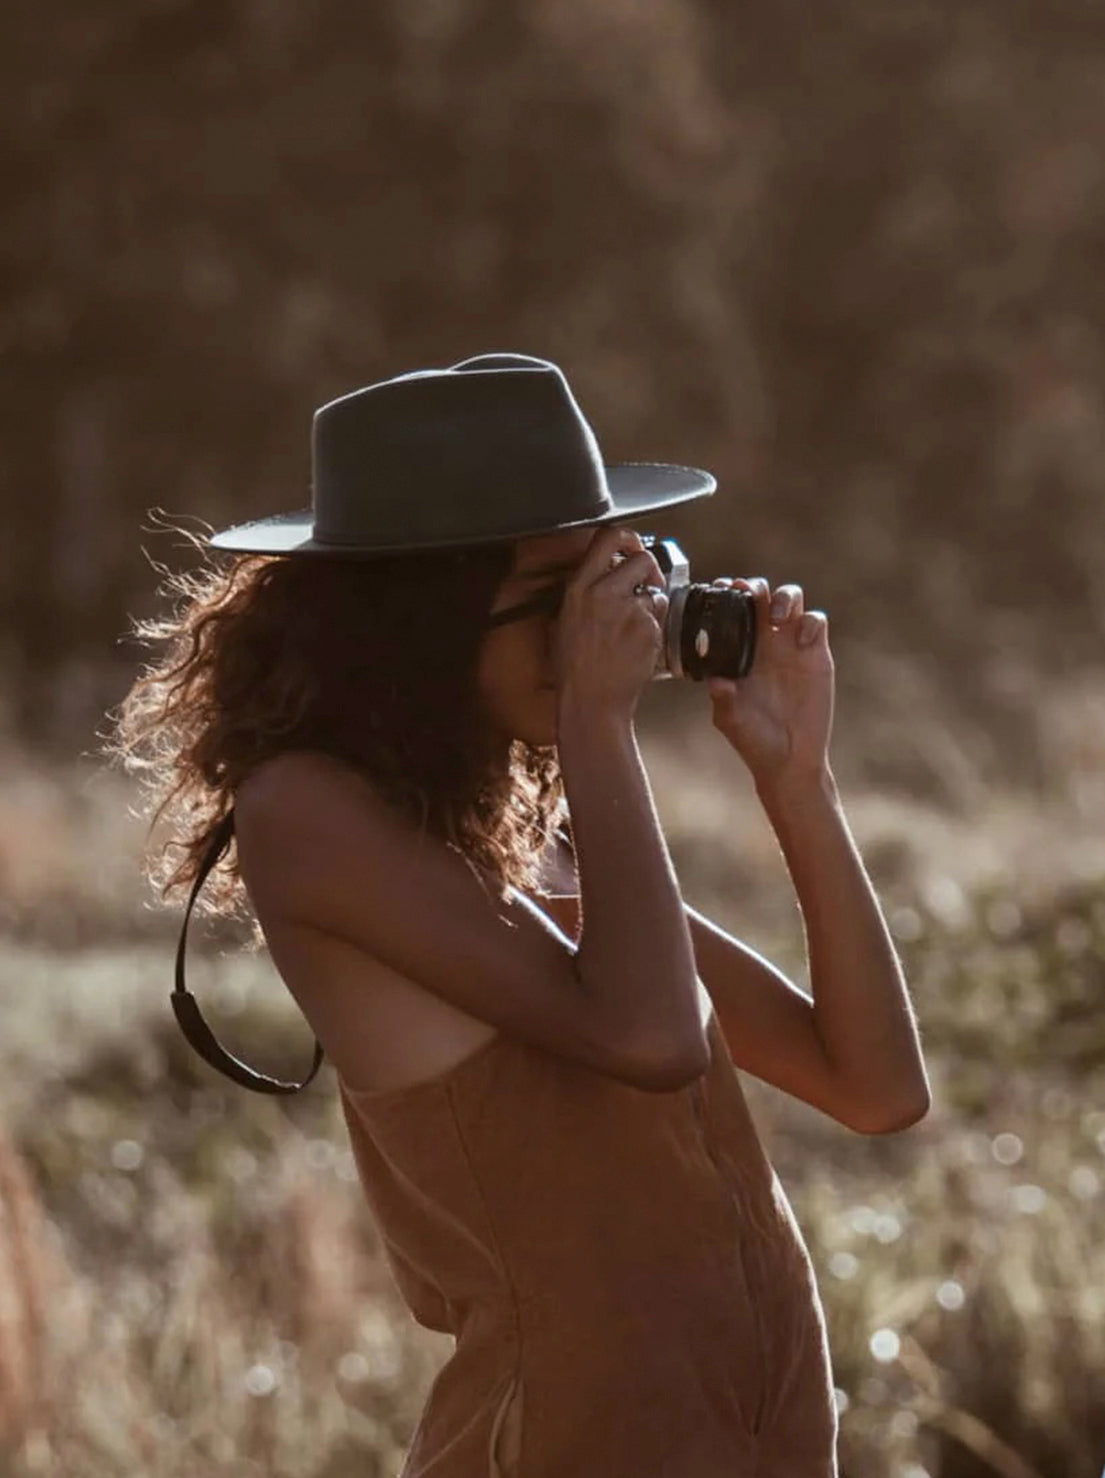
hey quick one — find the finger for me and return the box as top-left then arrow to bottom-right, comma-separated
796,610 -> 828,648
769,583 -> 805,625
749,576 -> 772,624
604,548 -> 666,597
721,575 -> 770,616
573,526 -> 647,591
640,587 -> 670,622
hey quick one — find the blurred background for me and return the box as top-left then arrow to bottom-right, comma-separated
2,2 -> 1104,1475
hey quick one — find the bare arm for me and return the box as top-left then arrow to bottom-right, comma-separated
557,699 -> 707,1080
701,574 -> 929,1132
757,769 -> 930,1131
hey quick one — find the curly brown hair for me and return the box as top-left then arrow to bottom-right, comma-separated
102,519 -> 566,945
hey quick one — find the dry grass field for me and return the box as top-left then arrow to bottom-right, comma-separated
0,672 -> 1103,1478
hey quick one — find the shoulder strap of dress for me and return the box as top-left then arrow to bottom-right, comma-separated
171,808 -> 325,1094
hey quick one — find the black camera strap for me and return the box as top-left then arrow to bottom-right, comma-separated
172,808 -> 325,1094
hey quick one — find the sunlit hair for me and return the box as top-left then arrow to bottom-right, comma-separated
103,520 -> 566,944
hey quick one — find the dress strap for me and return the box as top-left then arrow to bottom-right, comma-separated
171,808 -> 325,1094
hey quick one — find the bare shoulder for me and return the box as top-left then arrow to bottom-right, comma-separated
235,747 -> 373,822
234,749 -> 503,1092
234,748 -> 405,894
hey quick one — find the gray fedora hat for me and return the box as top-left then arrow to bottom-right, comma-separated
208,351 -> 716,556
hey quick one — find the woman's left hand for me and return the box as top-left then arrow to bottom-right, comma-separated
705,577 -> 834,788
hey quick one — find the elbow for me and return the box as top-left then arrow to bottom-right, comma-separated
631,1032 -> 710,1094
850,1088 -> 932,1135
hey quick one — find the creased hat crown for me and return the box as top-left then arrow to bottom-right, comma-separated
310,353 -> 610,548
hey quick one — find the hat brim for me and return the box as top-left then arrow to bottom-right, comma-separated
206,462 -> 716,556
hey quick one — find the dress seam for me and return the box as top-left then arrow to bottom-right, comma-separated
445,1080 -> 526,1476
690,1076 -> 769,1439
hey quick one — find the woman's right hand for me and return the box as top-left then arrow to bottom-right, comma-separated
551,526 -> 669,722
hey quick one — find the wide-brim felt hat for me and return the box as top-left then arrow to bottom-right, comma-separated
208,352 -> 716,557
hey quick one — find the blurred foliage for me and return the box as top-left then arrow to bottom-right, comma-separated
4,0 -> 1105,766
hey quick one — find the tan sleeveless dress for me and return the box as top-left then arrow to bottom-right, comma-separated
337,1002 -> 839,1477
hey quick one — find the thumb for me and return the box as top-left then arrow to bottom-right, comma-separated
708,677 -> 738,701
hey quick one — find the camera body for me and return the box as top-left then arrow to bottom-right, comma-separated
639,535 -> 757,682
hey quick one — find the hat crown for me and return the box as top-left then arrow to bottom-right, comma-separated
310,353 -> 610,548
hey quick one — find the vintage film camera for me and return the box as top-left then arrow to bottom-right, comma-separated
486,532 -> 757,682
638,535 -> 757,682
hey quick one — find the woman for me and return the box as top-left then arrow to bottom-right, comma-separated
108,353 -> 929,1476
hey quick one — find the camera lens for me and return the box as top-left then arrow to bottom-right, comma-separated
678,585 -> 757,680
